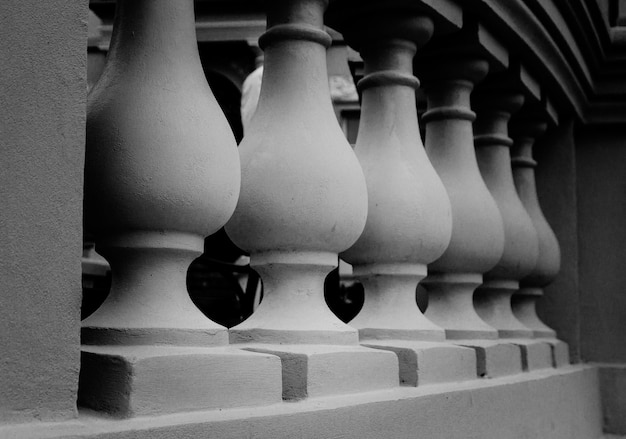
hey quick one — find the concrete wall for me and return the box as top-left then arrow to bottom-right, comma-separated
0,0 -> 87,423
574,124 -> 626,364
0,367 -> 605,439
575,123 -> 626,434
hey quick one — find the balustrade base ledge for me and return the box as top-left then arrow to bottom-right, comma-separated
1,365 -> 603,439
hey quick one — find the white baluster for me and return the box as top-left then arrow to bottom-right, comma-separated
226,0 -> 398,400
473,84 -> 552,371
334,10 -> 476,386
80,0 -> 281,417
418,41 -> 524,378
511,116 -> 570,367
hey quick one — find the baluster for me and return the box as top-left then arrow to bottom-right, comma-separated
330,9 -> 476,386
511,116 -> 570,367
418,41 -> 524,378
225,0 -> 398,400
80,0 -> 281,417
472,82 -> 552,371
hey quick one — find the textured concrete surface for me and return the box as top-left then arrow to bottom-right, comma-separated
575,125 -> 626,365
78,346 -> 282,418
549,339 -> 571,367
508,339 -> 553,371
597,363 -> 626,434
0,0 -> 87,424
456,340 -> 523,378
243,344 -> 398,400
362,340 -> 477,386
0,366 -> 603,439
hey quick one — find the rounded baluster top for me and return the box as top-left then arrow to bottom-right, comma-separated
417,42 -> 491,87
474,93 -> 525,144
340,13 -> 433,52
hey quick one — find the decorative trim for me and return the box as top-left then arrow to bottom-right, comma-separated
422,106 -> 476,123
357,71 -> 420,91
259,24 -> 332,49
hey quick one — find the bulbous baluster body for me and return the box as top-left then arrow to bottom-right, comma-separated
473,91 -> 538,339
78,0 -> 283,418
419,55 -> 505,340
83,0 -> 240,346
339,16 -> 452,341
226,0 -> 368,345
511,121 -> 561,338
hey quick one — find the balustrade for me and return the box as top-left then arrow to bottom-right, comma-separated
77,0 -> 572,414
224,0 -> 398,400
472,80 -> 553,371
80,0 -> 281,417
510,114 -> 570,367
329,6 -> 476,386
417,39 -> 525,378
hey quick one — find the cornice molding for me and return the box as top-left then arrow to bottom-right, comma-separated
455,0 -> 626,124
88,0 -> 626,124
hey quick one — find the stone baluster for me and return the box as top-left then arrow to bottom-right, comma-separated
510,116 -> 570,367
225,0 -> 398,400
472,83 -> 552,371
80,0 -> 281,417
329,9 -> 476,386
418,43 -> 524,378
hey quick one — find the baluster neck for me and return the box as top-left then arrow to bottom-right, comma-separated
109,0 -> 197,60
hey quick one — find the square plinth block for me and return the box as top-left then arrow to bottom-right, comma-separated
360,340 -> 477,386
454,340 -> 523,378
78,345 -> 282,418
543,338 -> 570,367
242,344 -> 399,400
537,338 -> 570,368
507,339 -> 553,371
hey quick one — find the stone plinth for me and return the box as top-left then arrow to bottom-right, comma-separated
244,345 -> 398,400
362,341 -> 477,386
79,346 -> 282,418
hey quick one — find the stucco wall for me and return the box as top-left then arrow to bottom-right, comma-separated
0,0 -> 87,423
574,124 -> 626,364
575,123 -> 626,434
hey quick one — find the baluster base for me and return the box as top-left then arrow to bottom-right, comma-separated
242,344 -> 399,400
78,345 -> 282,418
360,340 -> 477,386
512,287 -> 559,339
350,266 -> 446,342
422,273 -> 499,340
474,280 -> 534,339
82,232 -> 229,347
229,252 -> 359,345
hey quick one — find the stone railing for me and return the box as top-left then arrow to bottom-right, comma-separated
8,0 -> 626,437
77,0 -> 577,421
